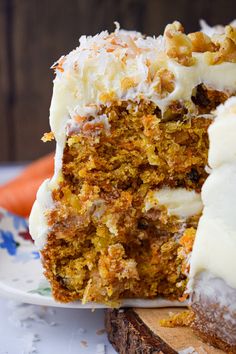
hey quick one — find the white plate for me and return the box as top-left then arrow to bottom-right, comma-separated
0,207 -> 187,309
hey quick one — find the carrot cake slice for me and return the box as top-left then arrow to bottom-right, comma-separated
29,21 -> 236,349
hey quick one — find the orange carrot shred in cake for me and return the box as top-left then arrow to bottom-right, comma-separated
29,20 -> 236,352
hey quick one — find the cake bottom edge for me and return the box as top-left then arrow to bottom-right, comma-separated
190,272 -> 236,353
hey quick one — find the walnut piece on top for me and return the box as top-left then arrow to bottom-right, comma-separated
164,21 -> 195,66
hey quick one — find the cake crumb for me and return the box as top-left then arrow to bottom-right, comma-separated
96,328 -> 106,335
80,340 -> 88,348
160,310 -> 195,327
41,131 -> 54,142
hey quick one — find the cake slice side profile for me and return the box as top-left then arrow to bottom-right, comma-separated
29,22 -> 236,307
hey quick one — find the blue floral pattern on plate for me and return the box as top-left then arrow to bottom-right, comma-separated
0,207 -> 52,302
6,210 -> 28,230
0,230 -> 19,255
0,207 -> 108,307
0,210 -> 39,261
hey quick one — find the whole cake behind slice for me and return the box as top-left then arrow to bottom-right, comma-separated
189,97 -> 236,352
29,21 -> 236,311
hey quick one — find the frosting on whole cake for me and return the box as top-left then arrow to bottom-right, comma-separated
189,97 -> 236,289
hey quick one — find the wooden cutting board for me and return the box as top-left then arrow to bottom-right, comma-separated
105,308 -> 224,354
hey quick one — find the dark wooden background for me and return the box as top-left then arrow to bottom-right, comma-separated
1,0 -> 235,162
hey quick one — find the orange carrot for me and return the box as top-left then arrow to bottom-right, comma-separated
0,153 -> 54,217
19,152 -> 54,180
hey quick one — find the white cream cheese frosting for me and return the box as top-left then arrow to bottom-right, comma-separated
144,188 -> 202,219
189,97 -> 236,289
29,179 -> 54,249
29,23 -> 236,251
